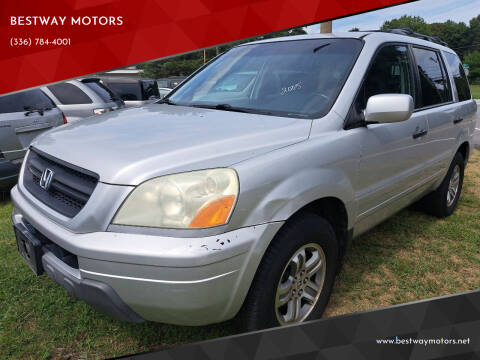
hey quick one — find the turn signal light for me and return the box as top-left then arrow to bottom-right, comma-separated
189,195 -> 236,228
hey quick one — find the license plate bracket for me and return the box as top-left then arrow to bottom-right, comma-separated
14,225 -> 44,276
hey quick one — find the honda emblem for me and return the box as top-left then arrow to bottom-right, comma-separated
39,168 -> 54,190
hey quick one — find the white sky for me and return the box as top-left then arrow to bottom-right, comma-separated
305,0 -> 480,33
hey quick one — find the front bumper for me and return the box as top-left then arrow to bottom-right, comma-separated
11,185 -> 283,325
42,248 -> 144,323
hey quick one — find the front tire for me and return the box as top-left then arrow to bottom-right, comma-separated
421,152 -> 465,218
236,213 -> 338,331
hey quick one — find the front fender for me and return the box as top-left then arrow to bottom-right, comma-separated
251,167 -> 354,226
230,137 -> 359,231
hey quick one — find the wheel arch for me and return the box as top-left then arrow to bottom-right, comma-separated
225,195 -> 352,321
282,196 -> 351,273
457,141 -> 470,163
302,197 -> 350,266
230,196 -> 350,326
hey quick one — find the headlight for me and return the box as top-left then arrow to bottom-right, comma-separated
113,169 -> 239,229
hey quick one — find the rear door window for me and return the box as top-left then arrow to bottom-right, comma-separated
0,89 -> 56,114
443,52 -> 471,102
412,47 -> 452,107
47,83 -> 93,104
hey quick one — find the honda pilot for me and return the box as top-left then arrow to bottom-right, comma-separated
11,31 -> 477,330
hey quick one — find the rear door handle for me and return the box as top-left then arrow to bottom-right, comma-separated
412,129 -> 428,139
453,118 -> 463,124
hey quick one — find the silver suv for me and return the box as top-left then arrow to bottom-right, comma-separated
41,79 -> 124,123
11,31 -> 477,330
0,89 -> 65,189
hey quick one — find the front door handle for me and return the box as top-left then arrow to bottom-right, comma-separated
453,118 -> 464,124
412,129 -> 428,139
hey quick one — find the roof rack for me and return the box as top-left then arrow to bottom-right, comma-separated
363,28 -> 448,47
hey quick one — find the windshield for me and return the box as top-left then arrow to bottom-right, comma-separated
168,38 -> 363,118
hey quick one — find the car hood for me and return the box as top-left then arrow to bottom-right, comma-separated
32,104 -> 311,185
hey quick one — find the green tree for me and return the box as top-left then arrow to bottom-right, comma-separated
380,14 -> 480,60
464,51 -> 480,83
140,27 -> 306,79
468,15 -> 480,53
381,15 -> 430,34
429,20 -> 470,57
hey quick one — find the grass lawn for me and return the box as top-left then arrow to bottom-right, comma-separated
1,151 -> 479,359
471,84 -> 480,99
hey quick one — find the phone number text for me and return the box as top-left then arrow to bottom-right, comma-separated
10,38 -> 71,47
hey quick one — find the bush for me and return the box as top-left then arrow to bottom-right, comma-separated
465,51 -> 480,83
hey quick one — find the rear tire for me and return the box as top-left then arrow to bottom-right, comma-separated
421,152 -> 465,218
236,213 -> 338,331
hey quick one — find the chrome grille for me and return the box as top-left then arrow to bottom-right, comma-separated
23,148 -> 99,217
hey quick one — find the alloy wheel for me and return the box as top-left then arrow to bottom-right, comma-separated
446,164 -> 460,207
275,243 -> 326,325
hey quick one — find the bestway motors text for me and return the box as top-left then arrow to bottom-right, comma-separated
10,16 -> 124,26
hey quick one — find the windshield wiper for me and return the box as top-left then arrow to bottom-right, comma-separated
24,106 -> 47,116
191,103 -> 274,115
158,98 -> 177,105
313,43 -> 330,53
203,104 -> 244,111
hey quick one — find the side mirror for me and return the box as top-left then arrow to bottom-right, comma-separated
364,94 -> 414,124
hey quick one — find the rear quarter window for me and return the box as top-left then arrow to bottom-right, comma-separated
443,52 -> 472,102
47,83 -> 93,105
0,89 -> 56,114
